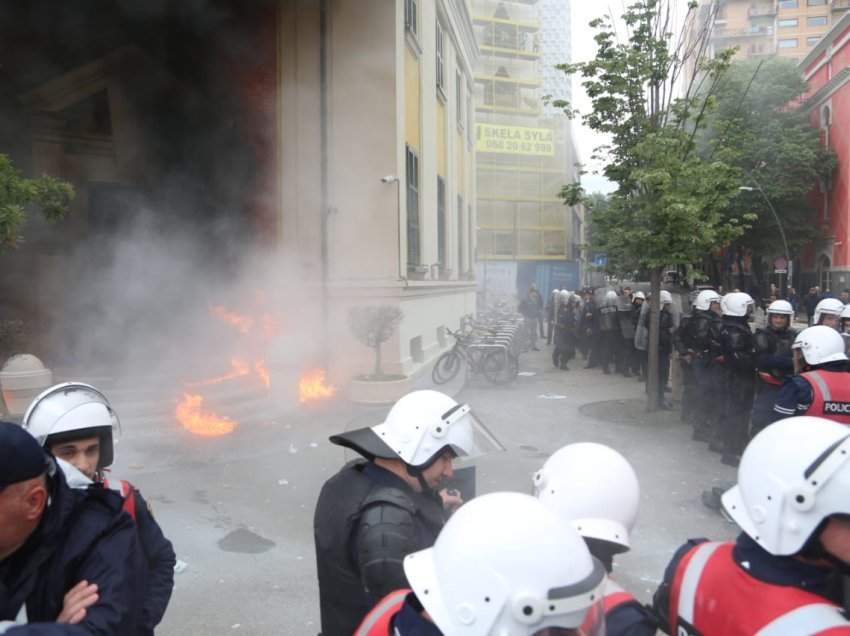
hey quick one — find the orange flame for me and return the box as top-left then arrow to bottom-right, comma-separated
187,358 -> 251,387
299,369 -> 337,403
176,393 -> 236,437
255,360 -> 270,389
210,305 -> 254,334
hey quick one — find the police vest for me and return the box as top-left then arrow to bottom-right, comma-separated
801,370 -> 850,424
354,589 -> 410,636
669,541 -> 850,635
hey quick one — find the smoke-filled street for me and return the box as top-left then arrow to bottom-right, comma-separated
104,347 -> 738,635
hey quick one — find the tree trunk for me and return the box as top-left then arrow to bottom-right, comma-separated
646,267 -> 662,412
374,343 -> 383,377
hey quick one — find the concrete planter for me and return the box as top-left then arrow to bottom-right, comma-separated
0,354 -> 53,416
347,375 -> 411,404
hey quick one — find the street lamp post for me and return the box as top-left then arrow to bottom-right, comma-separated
740,177 -> 791,297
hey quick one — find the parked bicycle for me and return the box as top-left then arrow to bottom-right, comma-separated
432,328 -> 519,385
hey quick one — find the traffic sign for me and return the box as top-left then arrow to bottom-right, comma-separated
594,253 -> 607,266
774,269 -> 787,274
774,257 -> 788,269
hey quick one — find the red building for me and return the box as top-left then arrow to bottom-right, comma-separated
799,12 -> 850,294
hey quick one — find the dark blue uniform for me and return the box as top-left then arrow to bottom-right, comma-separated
0,465 -> 143,633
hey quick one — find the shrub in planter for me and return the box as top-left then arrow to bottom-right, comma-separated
347,305 -> 405,381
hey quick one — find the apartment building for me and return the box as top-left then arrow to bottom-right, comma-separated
472,0 -> 584,302
692,0 -> 850,63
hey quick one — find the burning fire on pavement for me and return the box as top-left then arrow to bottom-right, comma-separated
175,300 -> 335,437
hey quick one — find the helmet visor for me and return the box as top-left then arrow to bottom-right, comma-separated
435,402 -> 505,464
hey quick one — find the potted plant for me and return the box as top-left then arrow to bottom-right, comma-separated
347,305 -> 410,403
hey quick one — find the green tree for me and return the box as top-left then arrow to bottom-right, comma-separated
0,153 -> 74,251
554,0 -> 749,410
699,57 -> 836,293
347,305 -> 405,380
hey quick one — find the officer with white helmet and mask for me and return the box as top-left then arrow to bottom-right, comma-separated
813,297 -> 845,330
314,390 -> 504,636
749,299 -> 798,437
655,417 -> 850,634
22,381 -> 176,636
532,443 -> 657,635
772,325 -> 850,424
716,291 -> 756,466
356,492 -> 607,635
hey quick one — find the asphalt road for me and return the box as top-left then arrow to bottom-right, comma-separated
110,345 -> 739,635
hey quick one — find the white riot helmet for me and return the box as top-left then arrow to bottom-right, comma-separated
694,289 -> 721,311
632,291 -> 646,301
659,290 -> 673,305
533,443 -> 639,553
403,492 -> 606,635
840,304 -> 850,333
605,290 -> 618,301
767,299 -> 794,328
722,417 -> 850,556
814,298 -> 845,327
792,326 -> 848,366
559,290 -> 571,303
329,390 -> 503,470
721,292 -> 754,317
22,382 -> 120,468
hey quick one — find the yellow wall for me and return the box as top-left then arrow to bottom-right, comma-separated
405,47 -> 420,151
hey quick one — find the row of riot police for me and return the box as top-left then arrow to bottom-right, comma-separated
674,289 -> 850,467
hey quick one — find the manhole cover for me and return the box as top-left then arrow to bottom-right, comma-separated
579,398 -> 680,425
218,527 -> 276,554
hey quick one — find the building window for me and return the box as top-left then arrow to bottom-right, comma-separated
456,70 -> 464,130
436,24 -> 445,93
778,18 -> 798,27
467,89 -> 474,145
406,145 -> 420,266
778,38 -> 798,48
778,0 -> 797,6
807,36 -> 822,46
404,0 -> 418,37
808,0 -> 827,5
437,177 -> 446,271
457,202 -> 464,274
807,16 -> 827,26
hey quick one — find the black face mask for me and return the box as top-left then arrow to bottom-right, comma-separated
799,517 -> 850,576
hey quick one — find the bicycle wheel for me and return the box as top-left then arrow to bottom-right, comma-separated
482,351 -> 519,385
432,351 -> 462,384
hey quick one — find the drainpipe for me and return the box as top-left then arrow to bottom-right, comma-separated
320,0 -> 329,369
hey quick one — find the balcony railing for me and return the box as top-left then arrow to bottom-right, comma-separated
749,3 -> 777,17
833,0 -> 850,10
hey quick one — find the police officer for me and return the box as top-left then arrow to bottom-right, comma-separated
314,390 -> 503,636
772,326 -> 850,424
533,443 -> 657,635
749,300 -> 798,437
654,290 -> 676,409
654,417 -> 850,635
545,288 -> 559,345
552,291 -> 576,370
813,297 -> 844,330
716,292 -> 756,466
598,290 -> 622,375
630,291 -> 647,379
674,289 -> 722,441
356,492 -> 607,635
0,421 -> 144,632
22,382 -> 176,636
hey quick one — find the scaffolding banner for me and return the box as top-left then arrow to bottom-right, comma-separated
476,123 -> 554,156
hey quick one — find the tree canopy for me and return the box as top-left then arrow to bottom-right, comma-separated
0,153 -> 74,252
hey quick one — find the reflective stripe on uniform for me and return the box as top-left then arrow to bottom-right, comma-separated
755,603 -> 849,635
354,589 -> 410,636
808,371 -> 832,400
677,542 -> 723,625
